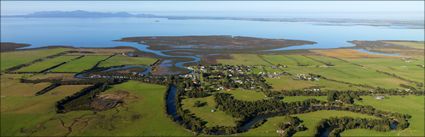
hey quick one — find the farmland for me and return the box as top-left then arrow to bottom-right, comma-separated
182,96 -> 238,127
51,55 -> 110,72
0,40 -> 423,137
0,48 -> 70,71
98,55 -> 157,67
16,55 -> 78,72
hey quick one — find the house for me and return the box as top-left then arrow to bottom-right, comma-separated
276,129 -> 285,134
375,95 -> 385,100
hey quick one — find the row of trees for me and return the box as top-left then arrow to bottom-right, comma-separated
5,51 -> 73,72
55,79 -> 128,113
34,83 -> 61,96
314,117 -> 397,137
327,91 -> 361,104
212,92 -> 411,135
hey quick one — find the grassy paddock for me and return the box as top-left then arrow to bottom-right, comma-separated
2,81 -> 192,136
16,56 -> 78,72
222,89 -> 267,101
52,55 -> 110,72
1,84 -> 89,136
98,55 -> 157,67
240,110 -> 377,136
217,54 -> 270,66
182,96 -> 237,127
0,48 -> 70,71
342,96 -> 424,136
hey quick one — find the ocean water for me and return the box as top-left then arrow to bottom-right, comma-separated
1,17 -> 424,50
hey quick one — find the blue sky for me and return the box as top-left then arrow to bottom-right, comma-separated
1,1 -> 424,20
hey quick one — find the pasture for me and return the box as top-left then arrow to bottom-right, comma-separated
240,110 -> 378,136
0,48 -> 70,71
1,83 -> 90,136
221,89 -> 267,101
52,55 -> 110,72
16,56 -> 78,72
342,96 -> 424,136
98,55 -> 157,67
218,53 -> 412,90
1,81 -> 192,136
182,96 -> 237,127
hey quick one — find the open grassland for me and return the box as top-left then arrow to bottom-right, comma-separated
260,55 -> 299,66
240,110 -> 378,136
384,41 -> 424,49
1,83 -> 89,136
1,81 -> 192,136
219,54 -> 410,89
0,74 -> 51,97
347,58 -> 425,83
16,56 -> 78,72
68,81 -> 191,136
182,96 -> 237,127
52,55 -> 109,72
266,76 -> 368,91
66,48 -> 135,56
98,55 -> 157,67
311,49 -> 390,58
341,96 -> 424,136
0,48 -> 70,71
221,89 -> 267,101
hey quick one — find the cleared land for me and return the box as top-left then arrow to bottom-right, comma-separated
342,96 -> 424,136
182,96 -> 237,127
98,55 -> 157,67
240,110 -> 378,136
16,56 -> 78,72
1,83 -> 90,136
218,53 -> 415,89
67,81 -> 191,136
52,55 -> 109,72
1,81 -> 192,136
0,48 -> 70,71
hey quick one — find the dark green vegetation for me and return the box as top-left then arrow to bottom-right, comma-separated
1,40 -> 423,137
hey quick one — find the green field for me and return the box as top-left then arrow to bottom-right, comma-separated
0,48 -> 70,71
1,81 -> 192,136
218,54 -> 413,89
347,58 -> 425,83
16,56 -> 78,72
52,55 -> 109,72
341,96 -> 424,136
1,83 -> 90,136
98,55 -> 157,67
182,96 -> 237,127
240,110 -> 378,136
67,81 -> 192,136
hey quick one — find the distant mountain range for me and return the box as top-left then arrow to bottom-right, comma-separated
3,10 -> 424,29
5,10 -> 155,18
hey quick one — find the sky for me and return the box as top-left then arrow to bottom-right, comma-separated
1,1 -> 424,20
